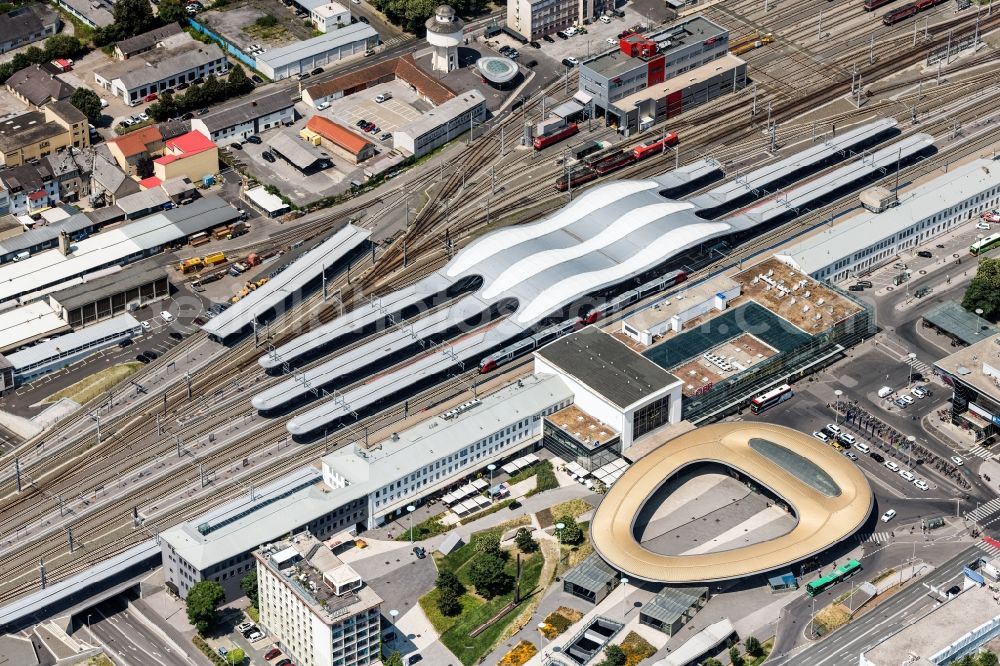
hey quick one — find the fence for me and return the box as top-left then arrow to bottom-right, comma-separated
187,17 -> 258,70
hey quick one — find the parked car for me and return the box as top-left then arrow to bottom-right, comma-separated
316,101 -> 330,110
839,432 -> 856,446
356,119 -> 367,127
265,648 -> 282,661
262,151 -> 276,163
914,287 -> 932,298
136,354 -> 150,364
881,509 -> 896,522
812,431 -> 829,442
311,67 -> 324,75
375,92 -> 392,103
529,40 -> 541,48
524,59 -> 538,68
543,34 -> 555,42
118,338 -> 133,348
236,622 -> 254,633
140,320 -> 151,330
230,142 -> 242,150
298,72 -> 311,81
913,479 -> 929,491
976,222 -> 992,230
169,331 -> 184,340
899,469 -> 915,482
871,452 -> 885,463
247,631 -> 264,641
899,394 -> 914,405
856,279 -> 873,288
245,135 -> 262,144
176,81 -> 189,90
252,74 -> 264,84
555,30 -> 568,39
144,92 -> 158,102
917,250 -> 932,258
911,386 -> 928,399
145,350 -> 159,360
844,451 -> 858,461
884,460 -> 900,472
358,15 -> 368,22
380,132 -> 392,141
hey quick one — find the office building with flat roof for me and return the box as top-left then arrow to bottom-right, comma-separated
577,16 -> 729,125
506,0 -> 613,41
255,533 -> 382,666
934,332 -> 1000,443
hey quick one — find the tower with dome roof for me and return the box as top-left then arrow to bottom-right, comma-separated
425,4 -> 463,73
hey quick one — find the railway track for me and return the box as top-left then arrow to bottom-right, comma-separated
3,3 -> 1000,606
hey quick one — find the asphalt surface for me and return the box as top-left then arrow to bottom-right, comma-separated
768,544 -> 985,666
81,598 -> 190,666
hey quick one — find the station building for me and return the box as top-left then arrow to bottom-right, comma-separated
620,257 -> 872,422
934,331 -> 1000,443
577,16 -> 730,127
191,90 -> 297,147
775,159 -> 1000,283
47,262 -> 170,328
392,89 -> 487,158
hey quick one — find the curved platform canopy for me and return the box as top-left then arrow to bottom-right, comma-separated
591,423 -> 873,583
476,57 -> 518,84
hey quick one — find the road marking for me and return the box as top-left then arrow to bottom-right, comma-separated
965,497 -> 1000,522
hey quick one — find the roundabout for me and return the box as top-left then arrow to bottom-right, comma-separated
591,423 -> 874,583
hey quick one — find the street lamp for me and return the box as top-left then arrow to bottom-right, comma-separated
537,621 -> 548,655
620,577 -> 629,623
834,389 -> 843,426
487,464 -> 496,499
407,505 -> 416,545
389,609 -> 399,644
907,353 -> 917,386
906,435 -> 915,470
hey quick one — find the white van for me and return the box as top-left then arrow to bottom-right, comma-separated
878,386 -> 894,399
855,442 -> 870,454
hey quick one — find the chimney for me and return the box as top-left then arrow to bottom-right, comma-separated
58,230 -> 71,256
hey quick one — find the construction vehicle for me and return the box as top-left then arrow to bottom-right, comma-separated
730,31 -> 774,56
178,257 -> 204,274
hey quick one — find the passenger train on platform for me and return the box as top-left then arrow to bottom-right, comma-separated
555,132 -> 680,191
477,269 -> 687,373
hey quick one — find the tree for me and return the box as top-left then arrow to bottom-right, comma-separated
980,653 -> 1000,666
744,635 -> 762,657
157,0 -> 187,22
44,34 -> 87,60
240,569 -> 259,608
729,646 -> 744,666
435,569 -> 465,597
112,0 -> 157,37
185,580 -> 225,635
555,515 -> 584,546
226,65 -> 253,97
962,257 -> 1000,320
514,528 -> 538,553
70,88 -> 103,123
701,660 -> 723,666
202,74 -> 226,104
468,553 -> 513,599
225,647 -> 245,664
383,651 -> 404,666
476,532 -> 502,557
597,644 -> 626,666
147,92 -> 177,122
436,586 -> 461,616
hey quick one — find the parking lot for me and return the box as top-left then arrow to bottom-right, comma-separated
232,117 -> 363,205
325,79 -> 425,138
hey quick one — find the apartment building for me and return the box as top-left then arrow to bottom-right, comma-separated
506,0 -> 612,41
255,534 -> 382,666
95,38 -> 228,106
0,101 -> 89,168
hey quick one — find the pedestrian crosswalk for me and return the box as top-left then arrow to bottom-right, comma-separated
905,355 -> 933,377
965,498 -> 1000,523
978,537 -> 1000,559
966,443 -> 995,460
861,531 -> 894,545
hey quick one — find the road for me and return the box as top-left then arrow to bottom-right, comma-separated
81,598 -> 192,666
768,544 -> 984,666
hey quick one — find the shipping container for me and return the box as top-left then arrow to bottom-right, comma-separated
203,252 -> 227,266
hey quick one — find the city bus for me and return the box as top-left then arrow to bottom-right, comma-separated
970,232 -> 1000,256
750,384 -> 793,414
806,559 -> 862,597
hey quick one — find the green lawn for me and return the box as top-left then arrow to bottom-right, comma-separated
395,512 -> 449,541
420,528 -> 545,665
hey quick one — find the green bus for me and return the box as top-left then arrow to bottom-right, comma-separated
805,559 -> 861,597
970,232 -> 1000,256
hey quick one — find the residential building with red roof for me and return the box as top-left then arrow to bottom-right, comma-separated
152,131 -> 218,184
106,126 -> 164,177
